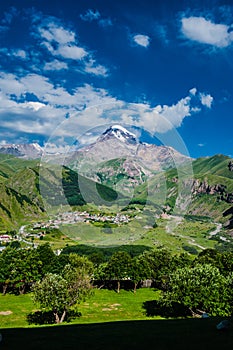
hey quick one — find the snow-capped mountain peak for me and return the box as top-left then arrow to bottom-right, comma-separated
100,125 -> 137,144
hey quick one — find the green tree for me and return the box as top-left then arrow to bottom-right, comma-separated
32,263 -> 93,323
161,264 -> 232,317
68,254 -> 94,275
105,251 -> 132,293
129,256 -> 151,293
32,273 -> 70,323
140,249 -> 174,287
0,247 -> 18,294
11,248 -> 42,294
36,243 -> 58,275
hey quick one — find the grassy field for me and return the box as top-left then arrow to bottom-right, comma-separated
0,289 -> 160,328
0,289 -> 232,350
55,216 -> 226,253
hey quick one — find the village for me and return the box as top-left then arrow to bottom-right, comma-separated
0,210 -> 130,249
23,211 -> 130,240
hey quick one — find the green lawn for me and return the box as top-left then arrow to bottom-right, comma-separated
0,289 -> 232,349
0,288 -> 159,328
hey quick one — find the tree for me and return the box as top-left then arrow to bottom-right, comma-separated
105,251 -> 132,293
32,262 -> 93,323
140,249 -> 174,287
161,264 -> 232,317
68,254 -> 94,275
32,273 -> 70,323
11,248 -> 42,294
129,256 -> 152,293
36,243 -> 58,275
0,247 -> 18,294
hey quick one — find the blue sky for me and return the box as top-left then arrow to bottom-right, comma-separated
0,0 -> 233,158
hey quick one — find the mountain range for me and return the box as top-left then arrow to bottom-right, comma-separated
0,143 -> 43,159
0,125 -> 233,242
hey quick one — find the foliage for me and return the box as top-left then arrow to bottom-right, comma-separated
61,244 -> 151,261
32,260 -> 93,323
32,273 -> 70,323
138,249 -> 179,287
129,256 -> 152,292
104,251 -> 132,293
161,264 -> 232,316
0,247 -> 42,295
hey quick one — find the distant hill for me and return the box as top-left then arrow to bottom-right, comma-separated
0,143 -> 43,159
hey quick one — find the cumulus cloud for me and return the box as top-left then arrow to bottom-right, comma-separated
44,59 -> 68,71
189,87 -> 197,96
200,93 -> 213,108
12,49 -> 27,59
133,34 -> 150,48
0,69 -> 212,143
38,21 -> 87,60
84,59 -> 108,77
36,19 -> 109,75
181,16 -> 233,48
24,101 -> 46,111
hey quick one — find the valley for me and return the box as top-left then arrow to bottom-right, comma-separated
0,126 -> 233,254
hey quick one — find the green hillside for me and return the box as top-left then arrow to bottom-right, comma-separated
0,183 -> 44,231
192,154 -> 233,179
0,158 -> 120,230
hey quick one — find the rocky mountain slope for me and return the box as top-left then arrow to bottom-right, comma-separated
0,143 -> 43,159
66,125 -> 191,193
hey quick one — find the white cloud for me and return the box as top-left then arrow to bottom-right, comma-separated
0,69 -> 212,143
44,59 -> 68,71
24,101 -> 46,111
12,49 -> 27,59
198,143 -> 205,147
80,9 -> 100,22
200,93 -> 213,108
39,23 -> 76,45
38,21 -> 87,60
80,9 -> 112,28
56,44 -> 87,60
189,87 -> 197,96
181,16 -> 233,48
84,59 -> 108,77
133,34 -> 150,48
37,20 -> 109,74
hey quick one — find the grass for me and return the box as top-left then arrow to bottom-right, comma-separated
0,294 -> 35,328
0,254 -> 232,349
0,289 -> 159,329
31,213 -> 233,253
75,289 -> 160,324
0,290 -> 232,350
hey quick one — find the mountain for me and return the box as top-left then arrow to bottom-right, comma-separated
0,143 -> 43,159
99,125 -> 137,144
66,125 -> 191,193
